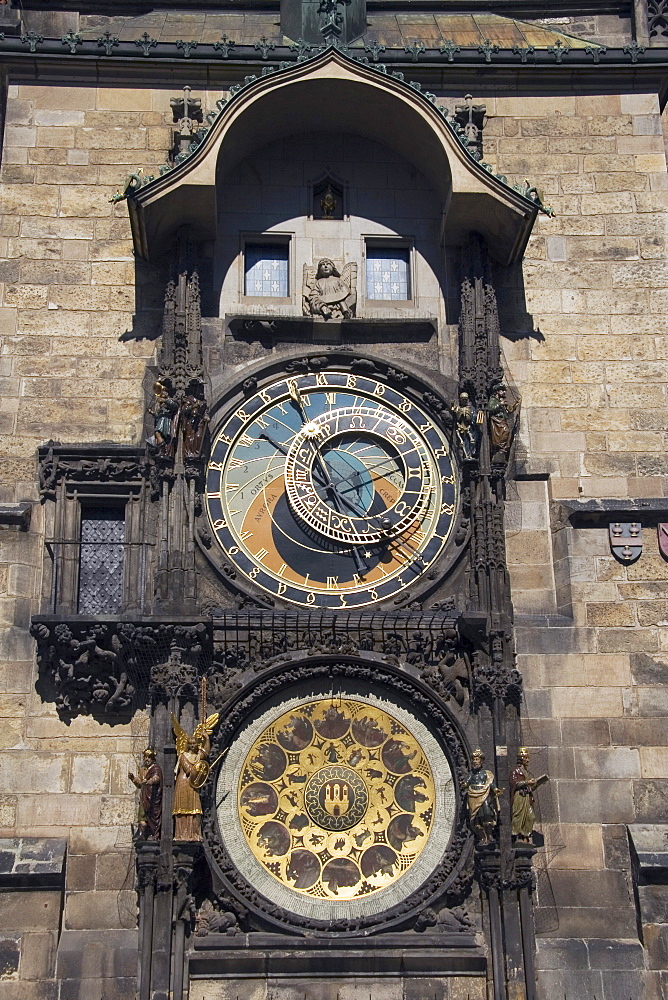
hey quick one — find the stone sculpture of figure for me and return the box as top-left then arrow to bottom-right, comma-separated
303,258 -> 357,320
181,394 -> 208,458
129,747 -> 163,840
510,747 -> 548,843
452,392 -> 479,461
487,385 -> 520,463
171,711 -> 220,841
462,749 -> 501,846
149,380 -> 179,458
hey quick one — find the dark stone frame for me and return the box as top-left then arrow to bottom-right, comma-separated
197,348 -> 468,613
200,653 -> 476,937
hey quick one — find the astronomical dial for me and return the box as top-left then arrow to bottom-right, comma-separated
205,369 -> 458,609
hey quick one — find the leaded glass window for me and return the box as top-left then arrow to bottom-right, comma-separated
245,244 -> 289,297
78,506 -> 125,614
366,246 -> 411,300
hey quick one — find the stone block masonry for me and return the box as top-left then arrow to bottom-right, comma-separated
0,57 -> 667,1000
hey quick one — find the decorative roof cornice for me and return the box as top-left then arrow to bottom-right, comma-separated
112,41 -> 553,219
118,45 -> 546,265
0,33 -> 659,71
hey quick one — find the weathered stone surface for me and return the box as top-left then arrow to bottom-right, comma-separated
633,780 -> 668,823
64,890 -> 137,931
55,929 -> 138,979
19,931 -> 57,980
557,779 -> 634,823
573,748 -> 640,779
0,891 -> 61,930
535,937 -> 588,970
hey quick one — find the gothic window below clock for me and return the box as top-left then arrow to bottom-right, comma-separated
365,245 -> 411,301
244,243 -> 289,297
77,506 -> 125,615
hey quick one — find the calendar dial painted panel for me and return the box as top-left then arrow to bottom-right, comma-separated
205,370 -> 457,609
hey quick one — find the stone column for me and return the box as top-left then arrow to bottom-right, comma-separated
171,843 -> 201,1000
135,841 -> 161,1000
475,848 -> 506,1000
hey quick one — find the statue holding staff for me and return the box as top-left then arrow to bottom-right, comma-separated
129,747 -> 163,840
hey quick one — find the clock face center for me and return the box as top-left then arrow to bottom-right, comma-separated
304,765 -> 369,831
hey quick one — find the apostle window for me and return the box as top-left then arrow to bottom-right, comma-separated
365,244 -> 411,301
244,242 -> 290,297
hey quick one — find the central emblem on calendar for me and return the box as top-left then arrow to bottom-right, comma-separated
304,765 -> 368,830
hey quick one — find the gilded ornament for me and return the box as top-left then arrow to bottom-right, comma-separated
509,747 -> 548,843
236,698 -> 435,901
172,687 -> 221,841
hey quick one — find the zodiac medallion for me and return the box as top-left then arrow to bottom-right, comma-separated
235,698 -> 436,902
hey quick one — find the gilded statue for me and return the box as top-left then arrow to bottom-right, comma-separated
487,385 -> 520,463
171,710 -> 220,841
148,380 -> 179,458
129,747 -> 163,840
510,747 -> 548,843
462,749 -> 502,846
303,258 -> 357,320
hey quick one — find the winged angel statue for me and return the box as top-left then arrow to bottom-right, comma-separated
171,710 -> 220,841
303,258 -> 357,320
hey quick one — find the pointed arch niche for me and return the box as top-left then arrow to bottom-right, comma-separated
128,49 -> 538,267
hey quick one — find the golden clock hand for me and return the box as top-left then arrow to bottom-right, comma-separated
260,431 -> 330,494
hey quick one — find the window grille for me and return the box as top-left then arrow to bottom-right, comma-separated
365,246 -> 410,300
77,506 -> 125,615
245,244 -> 289,296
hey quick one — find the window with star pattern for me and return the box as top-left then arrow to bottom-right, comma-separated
365,245 -> 411,301
244,243 -> 290,297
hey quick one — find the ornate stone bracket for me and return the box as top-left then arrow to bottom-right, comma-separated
38,442 -> 148,500
31,617 -> 213,719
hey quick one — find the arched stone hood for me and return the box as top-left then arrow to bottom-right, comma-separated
128,47 -> 541,265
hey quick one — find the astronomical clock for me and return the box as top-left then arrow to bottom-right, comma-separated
203,364 -> 459,609
195,355 -> 472,932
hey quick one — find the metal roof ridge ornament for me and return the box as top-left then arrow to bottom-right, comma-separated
110,45 -> 554,219
318,0 -> 351,42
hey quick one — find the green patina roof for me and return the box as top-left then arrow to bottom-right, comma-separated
354,13 -> 603,49
80,11 -> 602,49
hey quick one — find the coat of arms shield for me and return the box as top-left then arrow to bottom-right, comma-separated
658,523 -> 668,561
609,522 -> 642,563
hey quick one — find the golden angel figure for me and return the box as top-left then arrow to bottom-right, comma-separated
171,710 -> 220,841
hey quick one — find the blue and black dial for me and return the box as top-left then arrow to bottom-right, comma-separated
205,370 -> 457,609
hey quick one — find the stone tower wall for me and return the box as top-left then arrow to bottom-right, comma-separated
0,74 -> 666,999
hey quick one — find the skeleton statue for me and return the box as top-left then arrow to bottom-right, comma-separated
451,391 -> 479,461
